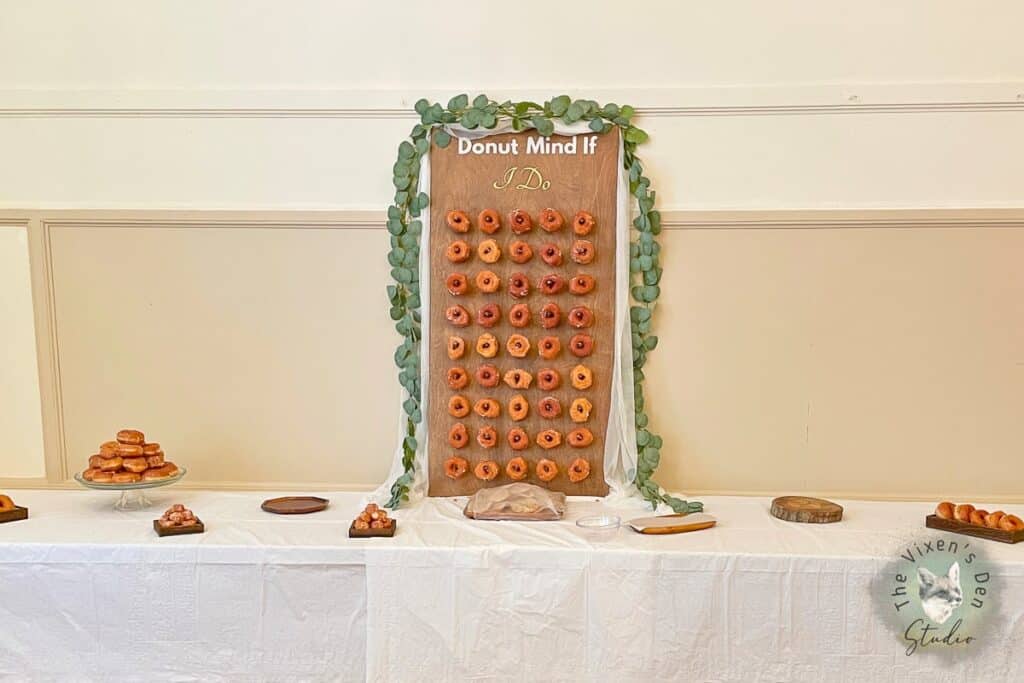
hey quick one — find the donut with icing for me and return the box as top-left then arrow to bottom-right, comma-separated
506,334 -> 530,358
536,430 -> 561,449
474,460 -> 499,480
538,396 -> 562,419
569,274 -> 595,295
508,394 -> 529,421
984,511 -> 1005,529
446,367 -> 469,390
536,459 -> 559,482
445,456 -> 469,479
503,368 -> 533,389
569,334 -> 594,358
0,494 -> 15,511
99,441 -> 120,457
539,303 -> 561,329
115,443 -> 144,457
122,457 -> 149,474
477,208 -> 501,234
117,429 -> 146,445
448,395 -> 470,418
509,240 -> 533,264
446,210 -> 471,233
568,458 -> 591,482
508,273 -> 530,299
446,304 -> 471,327
507,428 -> 530,451
474,398 -> 500,419
540,243 -> 563,266
99,456 -> 123,472
537,368 -> 561,391
113,472 -> 141,484
539,274 -> 565,295
538,336 -> 561,359
568,306 -> 594,329
935,501 -> 955,520
571,365 -> 594,390
508,303 -> 531,328
509,209 -> 533,234
1000,514 -> 1024,532
570,398 -> 593,423
477,426 -> 498,448
506,457 -> 529,481
142,443 -> 162,456
476,333 -> 498,358
448,336 -> 467,360
448,423 -> 469,448
146,453 -> 165,468
539,208 -> 565,232
446,240 -> 470,263
476,303 -> 500,328
88,454 -> 104,469
567,428 -> 594,448
475,270 -> 501,293
477,239 -> 501,264
476,364 -> 500,388
571,240 -> 595,264
446,273 -> 469,296
572,210 -> 595,236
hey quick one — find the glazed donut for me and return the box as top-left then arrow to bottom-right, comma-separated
507,428 -> 530,451
99,456 -> 123,472
444,456 -> 469,479
476,363 -> 500,388
446,210 -> 471,233
570,398 -> 593,423
81,468 -> 100,482
122,457 -> 149,474
112,472 -> 141,484
0,494 -> 15,511
569,274 -> 596,295
477,239 -> 501,264
475,333 -> 498,358
146,453 -> 165,468
569,334 -> 594,358
448,423 -> 470,449
508,303 -> 531,328
446,273 -> 469,296
539,208 -> 565,232
537,368 -> 561,391
477,208 -> 501,234
509,209 -> 533,234
572,210 -> 596,236
568,306 -> 594,329
506,334 -> 531,358
448,336 -> 467,360
446,240 -> 470,263
446,304 -> 471,327
571,365 -> 594,390
539,303 -> 562,329
999,514 -> 1024,532
538,336 -> 561,359
969,509 -> 990,527
503,368 -> 533,389
536,429 -> 562,449
141,464 -> 178,481
117,429 -> 146,445
508,394 -> 529,421
475,270 -> 500,293
477,426 -> 498,449
536,458 -> 559,482
508,240 -> 533,264
935,501 -> 956,520
571,240 -> 595,265
508,273 -> 530,299
474,460 -> 500,480
474,398 -> 500,419
506,457 -> 529,481
448,395 -> 471,418
954,504 -> 975,523
539,274 -> 565,295
538,396 -> 562,419
88,454 -> 104,469
116,443 -> 144,457
568,458 -> 591,482
447,367 -> 469,390
142,443 -> 162,456
476,303 -> 500,328
984,511 -> 1006,529
91,471 -> 114,483
99,441 -> 120,457
540,243 -> 563,266
567,428 -> 594,448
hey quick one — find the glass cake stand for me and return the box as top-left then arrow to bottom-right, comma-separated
74,467 -> 187,510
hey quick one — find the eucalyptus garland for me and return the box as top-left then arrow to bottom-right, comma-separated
384,94 -> 701,514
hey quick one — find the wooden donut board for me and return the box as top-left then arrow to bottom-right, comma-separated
0,506 -> 28,524
349,521 -> 397,538
770,496 -> 843,523
153,518 -> 205,537
427,129 -> 619,497
926,515 -> 1024,544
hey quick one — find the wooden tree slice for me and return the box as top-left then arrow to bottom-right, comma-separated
770,496 -> 843,524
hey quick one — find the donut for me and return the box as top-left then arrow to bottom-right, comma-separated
478,239 -> 501,264
81,468 -> 100,482
506,334 -> 531,358
116,443 -> 144,457
142,443 -> 162,456
475,270 -> 500,293
999,514 -> 1024,532
540,243 -> 563,266
969,509 -> 990,526
537,368 -> 561,391
91,471 -> 114,483
536,430 -> 562,449
506,457 -> 529,481
117,429 -> 145,445
570,398 -> 593,423
477,208 -> 501,234
444,456 -> 469,479
569,334 -> 594,358
508,273 -> 530,298
569,274 -> 596,295
0,494 -> 15,511
508,303 -> 531,328
571,365 -> 594,390
477,426 -> 498,448
507,428 -> 530,451
508,394 -> 529,421
935,501 -> 956,520
141,465 -> 177,481
954,504 -> 975,523
568,458 -> 591,482
122,457 -> 149,474
539,303 -> 561,329
572,210 -> 595,236
447,367 -> 469,389
476,364 -> 499,388
448,395 -> 470,418
474,398 -> 500,419
539,208 -> 565,232
538,336 -> 561,359
146,453 -> 165,468
567,428 -> 594,448
538,396 -> 562,419
568,306 -> 594,329
476,303 -> 500,328
446,304 -> 471,327
99,441 -> 120,457
474,460 -> 500,480
475,333 -> 498,358
88,454 -> 104,469
446,240 -> 470,263
99,456 -> 123,472
446,210 -> 471,233
448,336 -> 467,360
446,273 -> 469,296
509,240 -> 533,264
536,458 -> 559,482
540,274 -> 565,295
503,368 -> 533,389
112,472 -> 141,484
509,209 -> 533,234
984,511 -> 1006,529
448,423 -> 469,448
571,240 -> 595,264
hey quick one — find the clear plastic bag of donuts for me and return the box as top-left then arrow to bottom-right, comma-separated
463,482 -> 566,521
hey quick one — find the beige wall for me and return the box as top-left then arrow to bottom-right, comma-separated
1,2 -> 1022,498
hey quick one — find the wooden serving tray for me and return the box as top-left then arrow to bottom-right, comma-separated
628,513 -> 717,535
153,518 -> 205,537
925,515 -> 1024,544
261,496 -> 329,514
0,506 -> 28,524
349,521 -> 397,538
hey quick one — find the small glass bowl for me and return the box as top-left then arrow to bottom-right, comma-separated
575,514 -> 621,540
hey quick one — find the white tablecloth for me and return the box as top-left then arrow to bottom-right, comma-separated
1,489 -> 1022,682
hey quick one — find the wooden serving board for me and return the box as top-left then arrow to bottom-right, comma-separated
770,496 -> 843,523
628,513 -> 717,535
349,521 -> 397,538
261,496 -> 329,514
153,518 -> 205,537
427,129 -> 618,497
926,515 -> 1024,544
0,506 -> 28,524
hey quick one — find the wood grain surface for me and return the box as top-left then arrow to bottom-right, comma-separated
925,514 -> 1024,544
770,495 -> 844,523
427,130 -> 618,497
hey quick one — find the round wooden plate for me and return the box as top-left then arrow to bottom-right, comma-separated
770,496 -> 843,523
261,496 -> 329,515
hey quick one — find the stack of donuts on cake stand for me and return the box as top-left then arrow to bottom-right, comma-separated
76,429 -> 185,510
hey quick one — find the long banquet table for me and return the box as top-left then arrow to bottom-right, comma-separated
1,489 -> 1022,682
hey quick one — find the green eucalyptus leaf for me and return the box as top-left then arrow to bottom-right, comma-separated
550,95 -> 570,116
411,408 -> 422,424
389,306 -> 404,320
392,267 -> 413,284
414,99 -> 430,115
404,435 -> 418,452
406,294 -> 421,309
639,254 -> 653,271
394,190 -> 409,206
472,94 -> 489,108
650,435 -> 663,449
415,137 -> 429,155
565,101 -> 584,122
387,205 -> 401,220
588,117 -> 605,132
417,192 -> 429,208
643,268 -> 661,286
402,398 -> 417,416
620,104 -> 635,121
448,94 -> 469,110
480,112 -> 497,129
602,103 -> 620,118
515,101 -> 541,115
637,320 -> 651,334
629,243 -> 640,258
435,130 -> 452,148
407,219 -> 422,236
643,336 -> 658,350
386,218 -> 404,235
398,141 -> 415,159
531,116 -> 554,136
643,285 -> 660,301
629,257 -> 641,273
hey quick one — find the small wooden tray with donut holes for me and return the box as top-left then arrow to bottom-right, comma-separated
925,515 -> 1024,544
0,506 -> 28,524
153,519 -> 205,537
